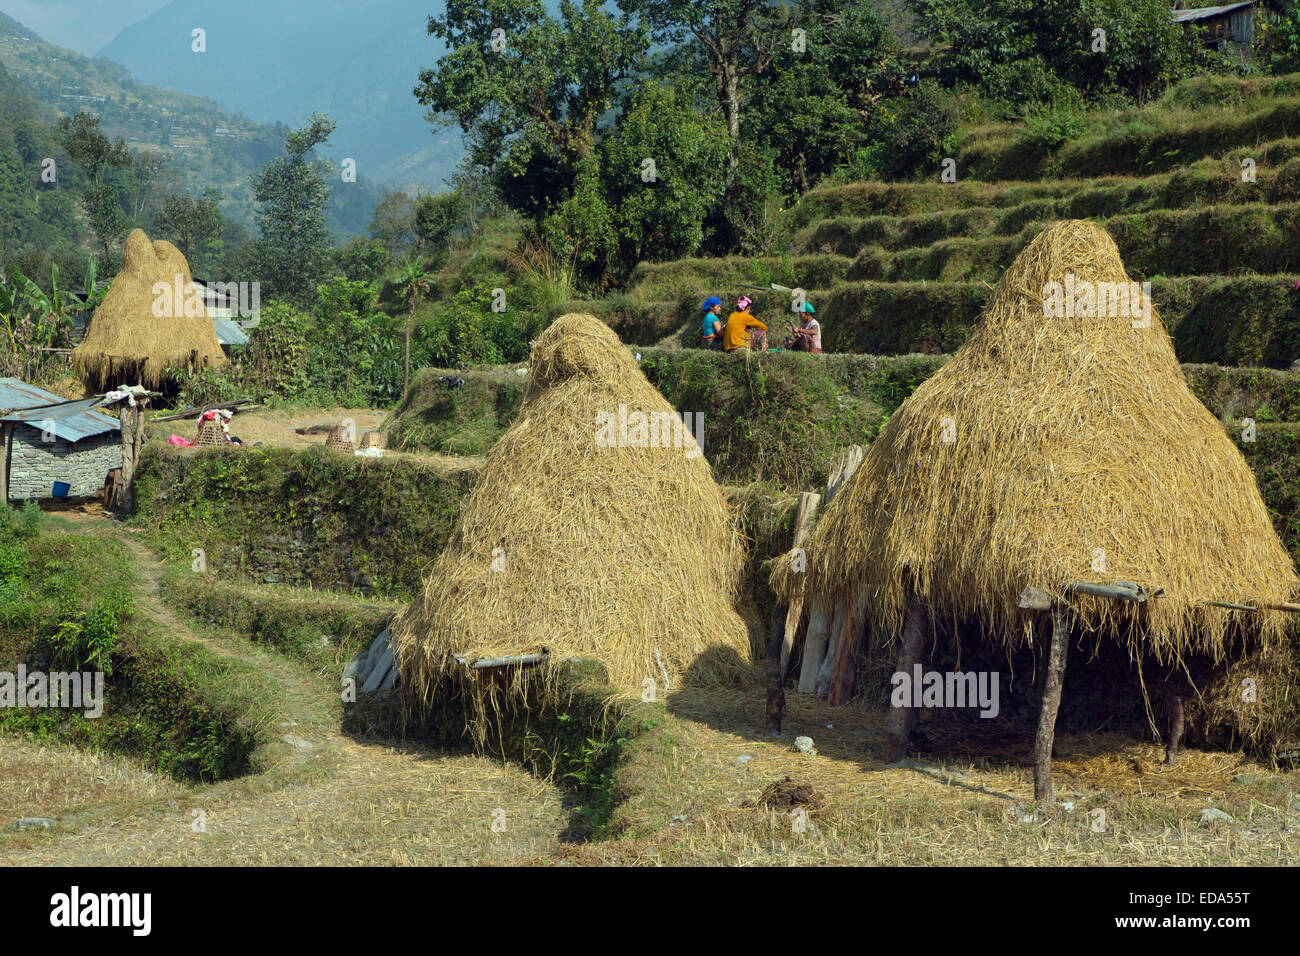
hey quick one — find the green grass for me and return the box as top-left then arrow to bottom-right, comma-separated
132,443 -> 476,599
0,512 -> 279,782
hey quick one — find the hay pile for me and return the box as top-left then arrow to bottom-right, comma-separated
389,313 -> 752,739
776,220 -> 1298,669
74,229 -> 226,390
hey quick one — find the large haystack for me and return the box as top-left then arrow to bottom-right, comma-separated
777,220 -> 1298,667
389,313 -> 752,738
73,229 -> 226,391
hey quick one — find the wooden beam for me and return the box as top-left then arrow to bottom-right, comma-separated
1033,601 -> 1071,802
1066,581 -> 1151,602
151,397 -> 252,422
779,490 -> 821,678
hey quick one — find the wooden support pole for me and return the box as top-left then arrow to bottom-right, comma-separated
797,597 -> 831,693
1033,601 -> 1071,802
815,600 -> 845,699
115,405 -> 134,514
779,491 -> 821,678
765,602 -> 787,736
883,595 -> 927,765
826,598 -> 862,707
1164,692 -> 1185,766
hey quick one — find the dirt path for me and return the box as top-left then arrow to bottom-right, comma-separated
1,525 -> 571,865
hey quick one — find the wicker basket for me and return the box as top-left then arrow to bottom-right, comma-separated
196,419 -> 226,447
325,425 -> 355,452
358,430 -> 386,451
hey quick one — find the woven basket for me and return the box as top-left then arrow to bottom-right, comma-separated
196,420 -> 226,446
325,425 -> 355,452
358,430 -> 386,450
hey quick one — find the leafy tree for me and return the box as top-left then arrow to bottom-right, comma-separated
333,237 -> 391,284
58,112 -> 134,263
618,0 -> 794,188
908,0 -> 1213,104
395,259 -> 435,393
743,2 -> 906,194
154,189 -> 224,269
414,189 -> 468,258
369,189 -> 420,258
598,80 -> 730,270
249,114 -> 337,305
415,0 -> 648,220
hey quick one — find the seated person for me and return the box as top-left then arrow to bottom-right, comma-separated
700,296 -> 724,348
723,295 -> 768,352
783,301 -> 822,353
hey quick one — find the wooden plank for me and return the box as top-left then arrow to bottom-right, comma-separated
779,491 -> 821,678
797,597 -> 831,693
1033,602 -> 1070,802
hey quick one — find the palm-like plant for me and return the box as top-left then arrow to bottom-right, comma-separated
395,258 -> 434,393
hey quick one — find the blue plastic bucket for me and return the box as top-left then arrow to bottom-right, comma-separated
51,481 -> 70,498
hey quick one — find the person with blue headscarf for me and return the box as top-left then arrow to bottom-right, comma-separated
700,295 -> 724,348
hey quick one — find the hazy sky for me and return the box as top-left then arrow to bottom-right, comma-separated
0,0 -> 172,56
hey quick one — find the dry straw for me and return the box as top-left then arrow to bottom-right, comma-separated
389,313 -> 753,742
775,220 -> 1298,668
73,229 -> 226,391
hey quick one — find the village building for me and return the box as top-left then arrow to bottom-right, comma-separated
0,378 -> 121,502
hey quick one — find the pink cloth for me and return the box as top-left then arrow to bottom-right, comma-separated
168,434 -> 196,447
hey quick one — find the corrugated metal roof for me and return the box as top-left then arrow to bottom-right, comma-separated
0,378 -> 120,443
1173,3 -> 1255,23
212,317 -> 249,346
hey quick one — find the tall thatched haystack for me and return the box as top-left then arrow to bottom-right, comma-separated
776,220 -> 1298,669
389,313 -> 752,740
73,228 -> 226,391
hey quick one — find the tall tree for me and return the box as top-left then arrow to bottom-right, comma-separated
58,112 -> 133,263
154,189 -> 224,268
415,0 -> 648,219
618,0 -> 795,188
395,258 -> 434,393
249,114 -> 337,305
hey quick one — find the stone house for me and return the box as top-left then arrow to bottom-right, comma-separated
0,378 -> 121,501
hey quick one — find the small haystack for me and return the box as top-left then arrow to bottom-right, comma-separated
73,229 -> 226,391
389,313 -> 752,740
774,220 -> 1299,795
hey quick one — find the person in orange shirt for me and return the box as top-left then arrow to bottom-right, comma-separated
723,296 -> 768,351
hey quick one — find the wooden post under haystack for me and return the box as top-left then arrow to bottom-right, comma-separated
1022,593 -> 1071,802
779,491 -> 821,677
883,594 -> 928,764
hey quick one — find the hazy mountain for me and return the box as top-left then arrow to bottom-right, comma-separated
0,1 -> 171,56
97,0 -> 464,191
0,10 -> 386,237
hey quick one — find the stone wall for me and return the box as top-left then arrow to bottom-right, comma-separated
8,426 -> 120,499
